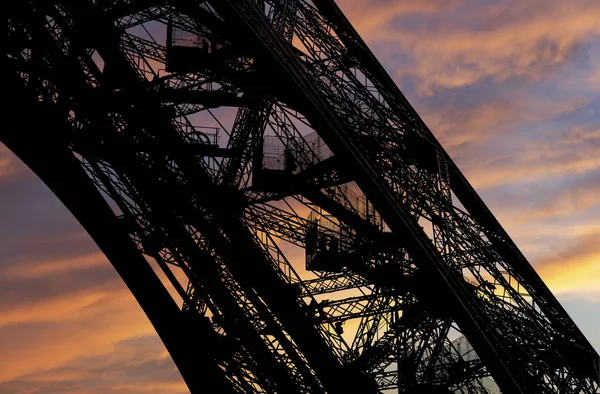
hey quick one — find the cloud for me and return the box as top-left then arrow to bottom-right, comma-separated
0,214 -> 176,386
587,64 -> 600,90
0,173 -> 89,254
0,272 -> 122,328
0,336 -> 188,394
457,119 -> 600,189
341,0 -> 600,93
3,252 -> 107,280
0,144 -> 23,182
339,0 -> 463,35
511,172 -> 600,223
0,248 -> 121,310
418,86 -> 592,152
476,162 -> 600,235
0,147 -> 185,388
534,230 -> 600,301
0,283 -> 159,383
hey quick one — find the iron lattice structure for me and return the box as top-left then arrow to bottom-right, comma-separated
5,1 -> 599,393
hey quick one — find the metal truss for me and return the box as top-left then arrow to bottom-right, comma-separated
5,0 -> 599,393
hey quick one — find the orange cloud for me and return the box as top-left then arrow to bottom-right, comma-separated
0,286 -> 158,383
342,0 -> 600,93
0,143 -> 18,180
534,231 -> 600,301
0,336 -> 188,394
2,252 -> 107,280
339,0 -> 463,35
460,122 -> 600,189
422,94 -> 591,151
0,244 -> 160,383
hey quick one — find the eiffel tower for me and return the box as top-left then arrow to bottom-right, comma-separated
5,1 -> 599,393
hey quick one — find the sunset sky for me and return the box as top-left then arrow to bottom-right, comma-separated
1,0 -> 599,393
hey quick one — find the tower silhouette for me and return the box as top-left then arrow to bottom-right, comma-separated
5,1 -> 599,393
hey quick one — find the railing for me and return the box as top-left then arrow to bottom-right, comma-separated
171,26 -> 211,50
260,132 -> 333,171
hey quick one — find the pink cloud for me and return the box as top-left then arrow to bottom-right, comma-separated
0,144 -> 19,180
339,0 -> 600,93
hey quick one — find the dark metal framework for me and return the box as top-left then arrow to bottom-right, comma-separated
5,1 -> 599,393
